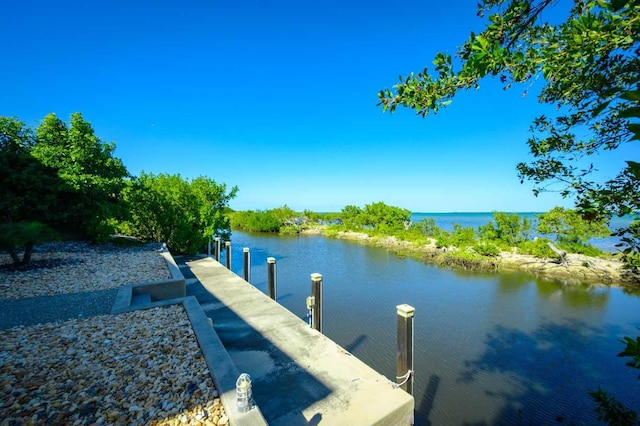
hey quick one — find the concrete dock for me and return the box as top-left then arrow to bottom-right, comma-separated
185,257 -> 414,425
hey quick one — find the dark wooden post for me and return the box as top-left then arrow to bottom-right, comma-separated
207,237 -> 211,257
214,237 -> 221,262
267,257 -> 276,300
243,247 -> 251,282
225,241 -> 231,269
396,304 -> 415,395
311,273 -> 323,332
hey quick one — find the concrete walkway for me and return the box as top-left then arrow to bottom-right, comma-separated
181,256 -> 414,425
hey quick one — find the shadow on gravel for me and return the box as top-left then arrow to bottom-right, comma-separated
0,258 -> 84,272
0,288 -> 118,330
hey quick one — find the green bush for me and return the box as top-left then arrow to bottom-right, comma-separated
478,211 -> 532,246
121,173 -> 237,255
231,210 -> 281,232
411,217 -> 445,238
473,242 -> 501,257
436,224 -> 477,248
230,206 -> 302,233
557,242 -> 604,257
517,238 -> 555,258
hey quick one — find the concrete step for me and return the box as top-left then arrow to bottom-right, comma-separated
131,293 -> 152,305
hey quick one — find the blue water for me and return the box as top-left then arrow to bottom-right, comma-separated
411,212 -> 637,252
226,231 -> 640,425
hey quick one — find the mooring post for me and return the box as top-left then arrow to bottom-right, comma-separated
311,273 -> 323,333
225,241 -> 232,269
243,247 -> 251,282
396,304 -> 415,395
214,237 -> 221,262
267,257 -> 276,300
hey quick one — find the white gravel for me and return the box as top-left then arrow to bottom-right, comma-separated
0,241 -> 229,425
0,305 -> 228,425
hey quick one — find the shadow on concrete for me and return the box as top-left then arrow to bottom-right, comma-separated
183,259 -> 333,425
415,374 -> 440,426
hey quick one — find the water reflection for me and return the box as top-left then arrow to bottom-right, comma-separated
459,320 -> 636,424
417,375 -> 441,426
496,272 -> 533,293
534,279 -> 610,309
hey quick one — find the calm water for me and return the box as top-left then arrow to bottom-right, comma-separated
225,229 -> 640,425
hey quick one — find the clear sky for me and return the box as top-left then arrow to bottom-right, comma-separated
1,0 -> 632,212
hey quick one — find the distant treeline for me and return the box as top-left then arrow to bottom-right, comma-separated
229,202 -> 613,261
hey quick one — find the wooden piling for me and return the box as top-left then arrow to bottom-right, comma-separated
214,237 -> 221,262
243,247 -> 251,282
225,241 -> 231,269
396,304 -> 415,395
267,257 -> 276,300
311,273 -> 323,333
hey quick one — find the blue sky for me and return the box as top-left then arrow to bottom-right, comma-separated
1,0 -> 632,212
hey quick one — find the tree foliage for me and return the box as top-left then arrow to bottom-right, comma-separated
0,117 -> 60,225
614,220 -> 640,269
230,206 -> 300,233
478,211 -> 532,246
411,217 -> 445,238
378,0 -> 640,264
1,117 -> 63,265
361,202 -> 412,233
340,205 -> 365,228
121,172 -> 237,255
31,113 -> 129,240
537,206 -> 610,244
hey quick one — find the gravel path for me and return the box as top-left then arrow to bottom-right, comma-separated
0,242 -> 228,425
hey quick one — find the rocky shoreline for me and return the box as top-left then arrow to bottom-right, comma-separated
0,241 -> 229,425
302,228 -> 639,286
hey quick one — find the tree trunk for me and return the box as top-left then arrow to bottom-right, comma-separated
547,242 -> 568,268
8,248 -> 20,266
22,242 -> 34,265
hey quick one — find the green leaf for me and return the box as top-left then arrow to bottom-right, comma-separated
609,0 -> 629,11
620,90 -> 640,102
627,123 -> 640,140
618,106 -> 640,119
591,101 -> 611,117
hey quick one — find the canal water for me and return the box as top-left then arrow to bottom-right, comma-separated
225,231 -> 639,425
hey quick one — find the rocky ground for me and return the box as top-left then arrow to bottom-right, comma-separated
0,242 -> 229,425
0,241 -> 171,300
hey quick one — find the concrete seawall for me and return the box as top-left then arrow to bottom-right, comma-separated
187,257 -> 415,425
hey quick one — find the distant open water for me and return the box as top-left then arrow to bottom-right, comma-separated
411,212 -> 638,252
